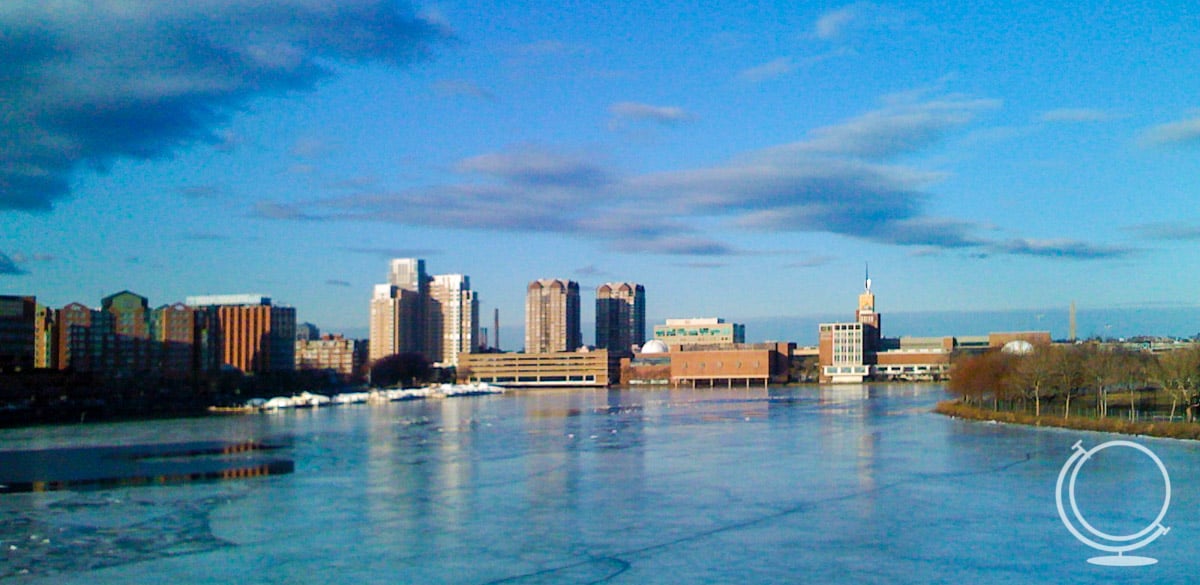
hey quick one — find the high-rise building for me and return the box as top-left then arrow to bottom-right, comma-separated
185,295 -> 295,374
389,258 -> 427,292
427,274 -> 479,367
596,282 -> 645,353
369,284 -> 423,362
296,322 -> 321,341
0,295 -> 36,371
525,279 -> 581,353
368,258 -> 430,364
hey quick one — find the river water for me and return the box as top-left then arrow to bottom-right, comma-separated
1,384 -> 1196,584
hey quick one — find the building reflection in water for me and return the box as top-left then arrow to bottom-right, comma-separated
815,384 -> 878,518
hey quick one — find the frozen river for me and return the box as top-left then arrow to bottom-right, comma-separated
2,384 -> 1197,584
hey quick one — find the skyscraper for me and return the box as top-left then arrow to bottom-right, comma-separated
427,274 -> 479,367
525,279 -> 581,353
371,258 -> 483,366
370,258 -> 430,363
369,284 -> 420,362
595,282 -> 645,353
389,258 -> 427,292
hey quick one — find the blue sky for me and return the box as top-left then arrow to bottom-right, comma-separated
3,1 -> 1200,345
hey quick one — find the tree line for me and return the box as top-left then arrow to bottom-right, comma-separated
947,344 -> 1200,422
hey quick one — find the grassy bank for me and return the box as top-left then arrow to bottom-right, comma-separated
934,400 -> 1200,441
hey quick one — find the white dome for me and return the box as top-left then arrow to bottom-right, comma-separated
641,339 -> 669,354
1001,340 -> 1035,354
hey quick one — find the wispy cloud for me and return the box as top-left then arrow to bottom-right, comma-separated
614,237 -> 740,256
816,5 -> 865,39
325,176 -> 380,191
253,201 -> 323,221
177,185 -> 224,199
787,255 -> 837,268
738,57 -> 796,83
509,40 -> 588,59
608,102 -> 693,128
675,261 -> 726,269
1039,108 -> 1118,123
0,1 -> 446,212
574,264 -> 609,277
990,239 -> 1134,260
0,252 -> 28,275
815,3 -> 910,40
455,148 -> 612,188
1127,221 -> 1200,241
256,93 -> 1119,261
433,79 -> 496,101
1139,116 -> 1200,147
342,247 -> 442,258
769,97 -> 1001,159
8,252 -> 54,264
183,232 -> 230,242
289,138 -> 332,159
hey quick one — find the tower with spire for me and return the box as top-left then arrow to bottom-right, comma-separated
856,263 -> 881,354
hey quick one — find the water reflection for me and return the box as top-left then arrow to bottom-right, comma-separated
2,384 -> 1199,584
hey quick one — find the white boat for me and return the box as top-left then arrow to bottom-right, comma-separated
292,392 -> 331,408
332,392 -> 370,405
262,396 -> 296,410
434,382 -> 504,398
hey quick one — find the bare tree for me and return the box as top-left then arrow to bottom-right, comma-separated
1120,348 -> 1152,420
948,351 -> 1016,409
1049,345 -> 1088,419
1151,347 -> 1200,421
1012,348 -> 1055,417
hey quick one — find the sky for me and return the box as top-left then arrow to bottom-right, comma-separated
3,1 -> 1200,346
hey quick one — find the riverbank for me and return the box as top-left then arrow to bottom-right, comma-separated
934,400 -> 1200,441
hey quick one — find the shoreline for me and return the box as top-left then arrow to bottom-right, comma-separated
933,400 -> 1200,441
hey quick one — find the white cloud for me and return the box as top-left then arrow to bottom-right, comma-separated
738,57 -> 796,82
0,1 -> 445,212
0,252 -> 28,275
814,3 -> 910,41
763,97 -> 1001,160
256,93 -> 1123,260
608,102 -> 693,127
816,5 -> 866,39
1139,116 -> 1200,147
991,239 -> 1134,259
433,80 -> 496,101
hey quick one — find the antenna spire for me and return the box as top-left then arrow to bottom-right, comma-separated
865,262 -> 871,292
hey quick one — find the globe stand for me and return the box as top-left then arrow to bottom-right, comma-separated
1055,440 -> 1171,567
1088,554 -> 1157,567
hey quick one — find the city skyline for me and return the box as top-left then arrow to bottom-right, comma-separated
4,2 -> 1200,342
